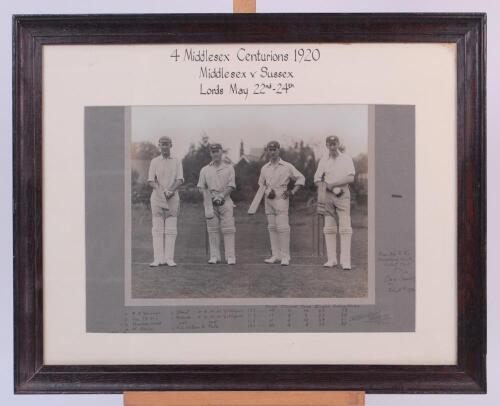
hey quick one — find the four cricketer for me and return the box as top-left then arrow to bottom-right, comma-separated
314,135 -> 356,269
257,141 -> 305,266
147,136 -> 184,267
146,137 -> 358,270
197,143 -> 237,265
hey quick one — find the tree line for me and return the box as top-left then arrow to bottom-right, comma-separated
131,136 -> 367,205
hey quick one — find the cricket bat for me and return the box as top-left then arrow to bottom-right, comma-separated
317,173 -> 327,216
248,185 -> 266,214
202,189 -> 215,219
155,176 -> 169,210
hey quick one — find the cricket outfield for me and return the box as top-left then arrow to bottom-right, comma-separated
131,201 -> 368,299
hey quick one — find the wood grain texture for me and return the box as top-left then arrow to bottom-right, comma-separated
124,391 -> 364,406
233,0 -> 256,14
12,13 -> 486,394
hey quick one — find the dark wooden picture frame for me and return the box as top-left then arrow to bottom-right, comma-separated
13,13 -> 486,394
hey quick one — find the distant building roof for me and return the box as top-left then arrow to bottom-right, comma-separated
237,147 -> 265,163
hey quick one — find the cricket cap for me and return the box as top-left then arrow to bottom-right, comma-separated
326,135 -> 340,145
158,136 -> 172,145
266,140 -> 280,150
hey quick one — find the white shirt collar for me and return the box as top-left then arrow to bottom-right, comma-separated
266,158 -> 284,167
209,161 -> 227,167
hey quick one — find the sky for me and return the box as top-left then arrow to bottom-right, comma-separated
131,104 -> 369,162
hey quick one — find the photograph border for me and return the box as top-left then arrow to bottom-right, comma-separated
13,13 -> 486,394
124,103 -> 374,307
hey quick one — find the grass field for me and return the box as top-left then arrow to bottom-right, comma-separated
131,201 -> 368,299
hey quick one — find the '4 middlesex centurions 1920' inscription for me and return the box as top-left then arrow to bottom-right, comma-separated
168,47 -> 321,99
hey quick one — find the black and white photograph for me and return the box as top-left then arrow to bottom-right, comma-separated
85,102 -> 415,331
127,105 -> 370,301
11,11 -> 487,398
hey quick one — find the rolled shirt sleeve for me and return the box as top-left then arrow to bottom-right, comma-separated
288,163 -> 305,186
148,159 -> 156,183
258,169 -> 265,187
197,167 -> 207,189
227,166 -> 236,189
176,159 -> 184,183
347,156 -> 355,176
